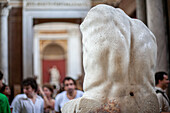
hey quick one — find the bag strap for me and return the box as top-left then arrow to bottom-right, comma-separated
156,89 -> 170,106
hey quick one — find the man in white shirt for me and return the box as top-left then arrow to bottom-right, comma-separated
155,72 -> 170,112
11,87 -> 27,110
55,77 -> 83,113
11,93 -> 26,109
13,77 -> 44,113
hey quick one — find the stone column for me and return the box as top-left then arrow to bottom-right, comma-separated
146,0 -> 168,72
136,0 -> 147,25
0,3 -> 10,84
67,27 -> 82,80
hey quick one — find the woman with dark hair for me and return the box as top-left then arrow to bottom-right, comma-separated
0,83 -> 11,103
39,84 -> 55,113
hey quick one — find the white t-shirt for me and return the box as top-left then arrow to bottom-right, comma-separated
12,95 -> 44,113
55,90 -> 83,112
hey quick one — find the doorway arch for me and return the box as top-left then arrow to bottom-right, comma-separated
33,22 -> 82,85
42,43 -> 66,84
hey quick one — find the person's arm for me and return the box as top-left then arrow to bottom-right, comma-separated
54,95 -> 61,113
6,99 -> 11,113
12,98 -> 21,113
3,96 -> 11,113
157,93 -> 170,113
51,99 -> 55,110
11,95 -> 19,113
39,86 -> 53,109
41,99 -> 44,113
11,94 -> 26,109
11,94 -> 20,109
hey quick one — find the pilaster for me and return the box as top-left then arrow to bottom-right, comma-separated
146,0 -> 169,72
0,2 -> 10,84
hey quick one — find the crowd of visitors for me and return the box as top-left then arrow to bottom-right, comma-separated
0,70 -> 83,113
0,70 -> 170,113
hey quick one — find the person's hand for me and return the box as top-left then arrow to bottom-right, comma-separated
38,86 -> 45,97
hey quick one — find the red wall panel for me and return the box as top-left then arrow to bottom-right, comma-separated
42,59 -> 66,84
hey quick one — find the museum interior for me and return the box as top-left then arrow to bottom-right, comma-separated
0,0 -> 170,105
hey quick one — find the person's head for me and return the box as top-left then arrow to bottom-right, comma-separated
22,77 -> 38,97
0,83 -> 11,96
155,72 -> 169,90
43,84 -> 53,97
63,77 -> 76,94
0,71 -> 3,89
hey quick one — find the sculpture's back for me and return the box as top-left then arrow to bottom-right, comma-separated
62,4 -> 159,113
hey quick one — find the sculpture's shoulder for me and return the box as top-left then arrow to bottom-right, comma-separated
62,97 -> 122,113
61,97 -> 81,113
61,97 -> 101,113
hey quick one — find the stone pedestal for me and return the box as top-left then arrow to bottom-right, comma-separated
136,0 -> 146,25
146,0 -> 168,72
0,3 -> 10,84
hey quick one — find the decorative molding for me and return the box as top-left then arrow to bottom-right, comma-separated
0,0 -> 9,3
8,0 -> 123,8
39,30 -> 67,35
43,55 -> 66,60
0,7 -> 9,16
0,3 -> 11,16
9,1 -> 22,7
0,2 -> 8,8
92,0 -> 121,7
23,0 -> 91,10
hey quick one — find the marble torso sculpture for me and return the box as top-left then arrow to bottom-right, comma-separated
62,4 -> 159,113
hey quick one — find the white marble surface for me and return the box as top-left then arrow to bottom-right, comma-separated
62,4 -> 159,113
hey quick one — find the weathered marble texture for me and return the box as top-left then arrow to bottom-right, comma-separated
62,4 -> 159,113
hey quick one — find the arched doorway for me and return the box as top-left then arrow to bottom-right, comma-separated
33,22 -> 82,85
42,43 -> 66,85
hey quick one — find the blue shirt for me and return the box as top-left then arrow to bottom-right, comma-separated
55,90 -> 83,112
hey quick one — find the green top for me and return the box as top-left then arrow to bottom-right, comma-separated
0,93 -> 11,113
